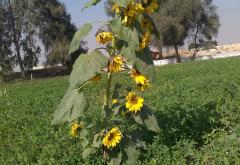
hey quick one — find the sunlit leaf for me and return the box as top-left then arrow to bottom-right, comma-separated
133,105 -> 160,133
124,144 -> 140,165
68,23 -> 92,55
110,17 -> 139,49
69,50 -> 108,89
82,147 -> 94,159
82,0 -> 102,11
135,47 -> 155,81
92,133 -> 102,148
51,90 -> 88,125
108,151 -> 122,165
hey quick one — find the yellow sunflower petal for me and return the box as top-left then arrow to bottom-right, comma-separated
125,92 -> 144,113
70,122 -> 83,137
96,32 -> 114,44
140,31 -> 151,49
102,127 -> 122,149
109,55 -> 123,73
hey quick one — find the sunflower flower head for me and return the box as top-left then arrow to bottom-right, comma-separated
140,31 -> 151,49
126,92 -> 144,113
122,1 -> 144,26
112,99 -> 118,105
135,75 -> 150,91
70,122 -> 83,137
96,32 -> 114,44
112,3 -> 121,14
109,55 -> 124,73
142,0 -> 159,13
102,127 -> 122,149
141,19 -> 153,32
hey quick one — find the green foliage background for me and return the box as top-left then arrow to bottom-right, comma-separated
1,57 -> 240,164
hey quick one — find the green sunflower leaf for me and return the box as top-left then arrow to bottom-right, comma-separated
82,147 -> 95,159
92,133 -> 102,148
110,17 -> 139,50
135,47 -> 155,82
68,23 -> 92,55
51,90 -> 88,125
141,14 -> 160,39
124,143 -> 140,165
82,0 -> 102,11
133,105 -> 160,133
108,152 -> 122,165
111,17 -> 155,81
69,50 -> 108,89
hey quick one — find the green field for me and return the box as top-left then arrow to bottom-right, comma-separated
1,57 -> 240,164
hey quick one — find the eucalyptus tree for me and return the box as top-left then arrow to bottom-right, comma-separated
189,0 -> 220,60
33,0 -> 88,65
0,2 -> 13,74
0,0 -> 40,79
152,0 -> 219,62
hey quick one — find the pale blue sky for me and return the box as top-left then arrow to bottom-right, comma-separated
59,0 -> 240,51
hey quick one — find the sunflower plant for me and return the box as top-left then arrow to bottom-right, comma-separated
52,0 -> 160,164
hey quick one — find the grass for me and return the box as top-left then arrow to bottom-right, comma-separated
1,57 -> 240,164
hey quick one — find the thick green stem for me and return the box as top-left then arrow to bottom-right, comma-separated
104,72 -> 112,107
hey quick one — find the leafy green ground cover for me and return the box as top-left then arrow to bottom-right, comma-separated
1,57 -> 240,164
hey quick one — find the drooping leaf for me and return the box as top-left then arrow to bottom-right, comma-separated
82,138 -> 89,148
51,90 -> 88,125
121,47 -> 137,66
135,47 -> 155,81
82,0 -> 102,11
82,147 -> 94,159
80,129 -> 88,137
108,151 -> 122,165
110,0 -> 131,7
68,23 -> 92,55
141,14 -> 160,39
124,144 -> 140,165
122,47 -> 155,81
92,133 -> 102,148
69,50 -> 108,89
111,17 -> 155,80
110,17 -> 139,49
133,105 -> 160,133
128,131 -> 146,148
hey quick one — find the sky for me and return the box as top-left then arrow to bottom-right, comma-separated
35,0 -> 240,65
59,0 -> 240,50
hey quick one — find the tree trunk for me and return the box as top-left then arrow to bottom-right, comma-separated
192,25 -> 199,61
14,39 -> 25,79
158,42 -> 163,60
8,0 -> 25,79
174,45 -> 181,63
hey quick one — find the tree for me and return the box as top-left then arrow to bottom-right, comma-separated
0,3 -> 13,74
189,0 -> 220,60
152,0 -> 219,62
0,0 -> 40,79
33,0 -> 88,65
152,0 -> 194,63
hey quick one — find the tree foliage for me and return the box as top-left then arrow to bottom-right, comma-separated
0,0 -> 40,79
33,0 -> 88,65
0,4 -> 13,74
151,0 -> 219,62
